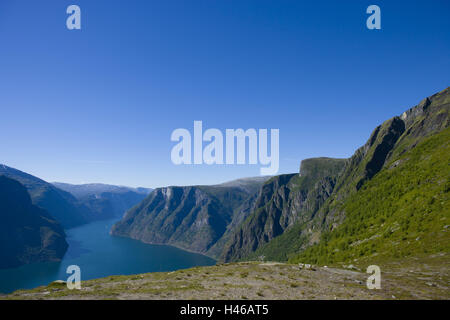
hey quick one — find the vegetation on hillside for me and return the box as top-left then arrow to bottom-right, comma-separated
290,127 -> 450,265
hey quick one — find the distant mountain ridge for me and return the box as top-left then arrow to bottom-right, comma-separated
0,166 -> 153,229
52,183 -> 152,199
53,182 -> 152,219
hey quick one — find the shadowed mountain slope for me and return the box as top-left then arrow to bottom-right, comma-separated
0,176 -> 68,269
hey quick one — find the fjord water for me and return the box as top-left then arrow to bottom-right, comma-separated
0,218 -> 215,294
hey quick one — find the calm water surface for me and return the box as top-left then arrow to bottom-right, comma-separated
0,218 -> 216,293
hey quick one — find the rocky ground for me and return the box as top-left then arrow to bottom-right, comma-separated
2,254 -> 448,300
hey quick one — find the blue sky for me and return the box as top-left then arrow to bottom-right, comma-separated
0,0 -> 449,188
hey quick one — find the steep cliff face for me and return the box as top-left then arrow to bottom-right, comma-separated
220,158 -> 346,262
311,116 -> 407,229
388,88 -> 450,162
205,189 -> 261,259
291,124 -> 450,265
317,87 -> 449,230
0,176 -> 68,269
111,177 -> 269,258
222,87 -> 449,262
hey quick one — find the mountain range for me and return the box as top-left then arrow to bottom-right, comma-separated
1,87 -> 448,270
52,182 -> 152,220
112,87 -> 449,265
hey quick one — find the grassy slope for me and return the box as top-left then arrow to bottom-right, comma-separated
289,126 -> 450,265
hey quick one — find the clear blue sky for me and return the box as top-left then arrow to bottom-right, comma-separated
0,0 -> 449,188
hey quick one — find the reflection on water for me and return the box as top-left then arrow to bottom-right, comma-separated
0,218 -> 215,294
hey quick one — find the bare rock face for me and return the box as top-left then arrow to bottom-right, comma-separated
220,158 -> 346,262
0,176 -> 68,269
355,116 -> 405,190
401,97 -> 431,127
388,87 -> 449,162
111,177 -> 270,258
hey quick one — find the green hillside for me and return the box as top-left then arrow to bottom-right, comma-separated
290,126 -> 450,265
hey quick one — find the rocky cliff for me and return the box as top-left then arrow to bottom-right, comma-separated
111,177 -> 269,258
220,158 -> 346,261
